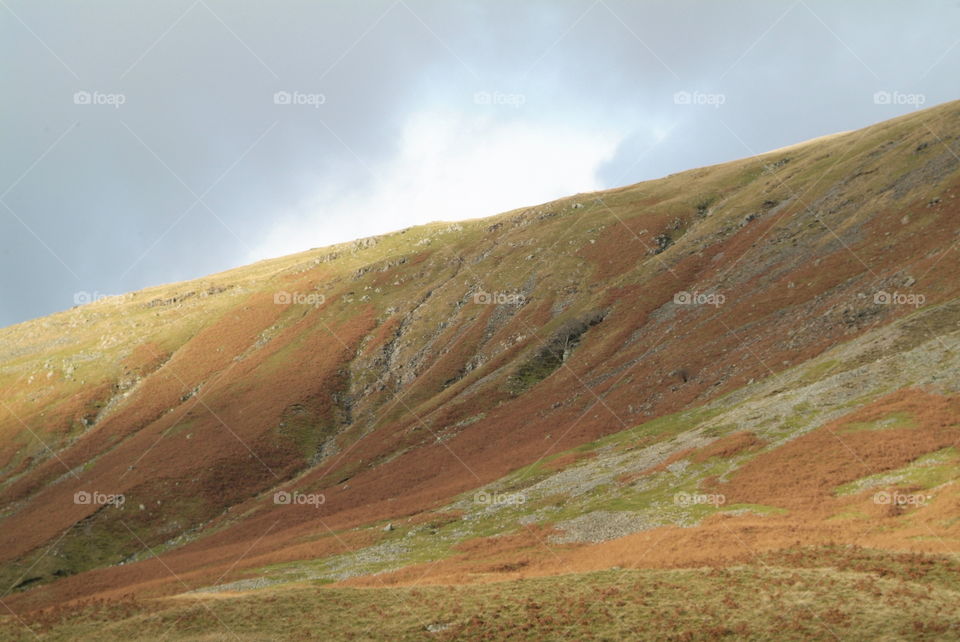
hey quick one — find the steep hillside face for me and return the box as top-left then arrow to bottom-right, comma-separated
1,101 -> 960,612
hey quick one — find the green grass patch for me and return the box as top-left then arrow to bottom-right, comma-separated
839,410 -> 916,434
835,447 -> 960,496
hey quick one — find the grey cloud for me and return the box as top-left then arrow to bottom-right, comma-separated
1,0 -> 958,326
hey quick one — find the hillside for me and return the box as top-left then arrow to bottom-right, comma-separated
2,100 -> 960,640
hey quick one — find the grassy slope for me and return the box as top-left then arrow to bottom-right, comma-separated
1,101 -> 960,636
4,548 -> 960,640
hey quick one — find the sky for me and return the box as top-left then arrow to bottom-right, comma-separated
1,0 -> 958,327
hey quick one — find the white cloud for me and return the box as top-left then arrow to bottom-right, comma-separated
246,111 -> 622,262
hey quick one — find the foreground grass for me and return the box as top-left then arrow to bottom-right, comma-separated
3,547 -> 959,641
